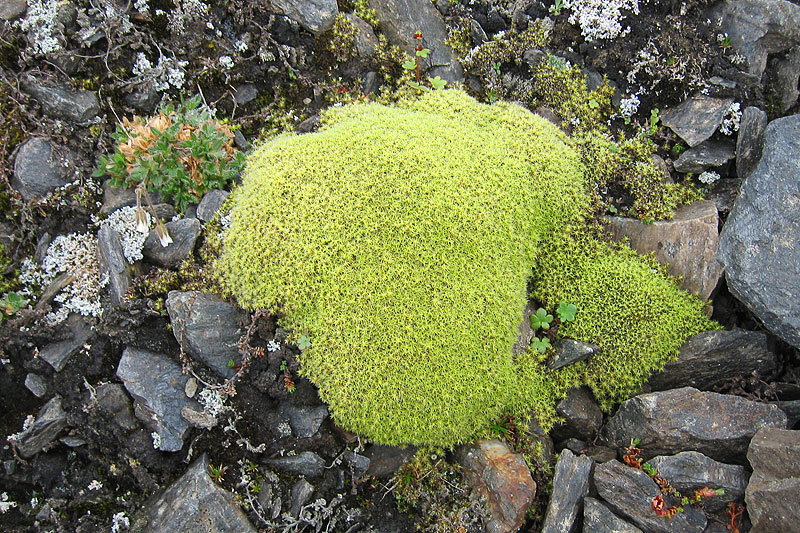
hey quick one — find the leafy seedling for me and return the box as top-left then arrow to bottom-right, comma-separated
556,302 -> 577,322
297,334 -> 311,350
531,337 -> 551,353
1,292 -> 28,316
530,307 -> 553,330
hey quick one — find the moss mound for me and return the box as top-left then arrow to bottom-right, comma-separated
218,90 -> 715,446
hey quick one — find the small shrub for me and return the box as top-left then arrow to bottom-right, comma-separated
94,95 -> 246,211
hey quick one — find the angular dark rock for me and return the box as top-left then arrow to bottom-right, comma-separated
706,178 -> 742,216
93,383 -> 138,432
271,0 -> 338,34
541,449 -> 594,533
233,84 -> 258,105
775,400 -> 800,428
771,46 -> 800,113
116,347 -> 199,452
24,373 -> 48,399
513,301 -> 536,356
11,138 -> 70,201
746,428 -> 800,532
368,0 -> 464,83
345,452 -> 370,479
718,115 -> 800,349
39,315 -> 94,372
457,439 -> 536,533
648,451 -> 748,512
606,201 -> 723,300
594,460 -> 706,533
582,497 -> 643,533
364,444 -> 416,478
97,226 -> 131,309
278,404 -> 329,438
648,329 -> 777,391
0,0 -> 27,20
165,291 -> 246,378
661,95 -> 734,147
347,14 -> 378,57
14,396 -> 69,459
289,478 -> 314,518
601,387 -> 787,464
143,217 -> 201,268
129,453 -> 256,532
196,190 -> 229,223
21,78 -> 100,123
673,141 -> 735,173
547,339 -> 600,370
735,106 -> 767,179
264,451 -> 326,478
100,180 -> 162,214
124,87 -> 161,113
551,387 -> 603,442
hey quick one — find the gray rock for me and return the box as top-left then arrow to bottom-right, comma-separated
24,373 -> 48,398
0,0 -> 26,20
360,71 -> 380,97
233,84 -> 258,105
673,141 -> 735,173
11,138 -> 70,201
365,444 -> 416,478
14,396 -> 69,458
513,301 -> 536,356
582,497 -> 643,533
100,181 -> 162,214
648,451 -> 748,512
368,0 -> 464,83
775,400 -> 800,428
706,178 -> 742,216
165,291 -> 246,378
735,106 -> 767,179
548,339 -> 600,370
97,226 -> 131,309
648,329 -> 777,391
771,46 -> 800,113
606,201 -> 723,300
661,95 -> 734,147
39,315 -> 93,372
457,439 -> 536,533
143,218 -> 201,268
552,387 -> 603,442
602,387 -> 787,464
541,449 -> 594,533
718,116 -> 800,349
93,383 -> 138,431
234,130 -> 249,151
264,451 -> 326,478
116,347 -> 199,452
278,404 -> 329,438
712,0 -> 800,77
471,19 -> 489,45
746,428 -> 800,532
130,453 -> 256,533
289,478 -> 314,518
180,406 -> 217,429
271,0 -> 338,34
593,460 -> 706,533
345,452 -> 370,479
346,14 -> 378,57
124,88 -> 161,113
59,435 -> 86,447
196,190 -> 229,223
34,232 -> 52,263
21,78 -> 100,123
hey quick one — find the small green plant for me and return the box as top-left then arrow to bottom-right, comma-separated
94,95 -> 246,212
1,292 -> 28,317
549,0 -> 564,16
492,61 -> 501,76
531,336 -> 551,353
649,108 -> 660,136
402,31 -> 448,91
208,463 -> 228,483
530,307 -> 554,330
279,359 -> 288,372
296,334 -> 311,350
556,302 -> 577,322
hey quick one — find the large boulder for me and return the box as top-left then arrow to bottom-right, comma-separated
718,116 -> 800,349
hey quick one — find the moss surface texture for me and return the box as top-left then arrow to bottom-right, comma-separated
218,90 -> 716,447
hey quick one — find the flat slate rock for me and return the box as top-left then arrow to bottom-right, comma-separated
0,0 -> 27,20
606,201 -> 723,300
673,141 -> 735,173
541,449 -> 593,533
14,396 -> 69,459
24,373 -> 48,398
594,460 -> 706,533
661,94 -> 734,147
196,190 -> 229,223
100,180 -> 163,214
648,451 -> 748,512
601,387 -> 787,464
143,217 -> 201,268
271,0 -> 338,34
736,106 -> 768,179
364,444 -> 416,478
21,77 -> 100,123
39,314 -> 94,372
116,347 -> 199,452
264,451 -> 326,478
547,338 -> 600,370
551,387 -> 603,442
97,226 -> 131,309
746,428 -> 800,532
11,137 -> 70,201
277,404 -> 329,438
648,328 -> 777,391
166,291 -> 246,378
582,497 -> 642,533
718,115 -> 800,349
130,453 -> 256,533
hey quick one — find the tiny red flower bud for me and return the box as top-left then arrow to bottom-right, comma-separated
413,31 -> 422,39
416,45 -> 423,51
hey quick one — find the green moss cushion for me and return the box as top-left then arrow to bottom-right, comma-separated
218,90 -> 716,446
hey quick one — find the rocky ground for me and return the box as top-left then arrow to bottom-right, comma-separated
1,0 -> 799,531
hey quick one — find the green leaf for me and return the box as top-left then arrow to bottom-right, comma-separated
530,307 -> 553,330
588,98 -> 599,109
429,76 -> 447,90
297,334 -> 311,350
556,301 -> 577,322
416,48 -> 430,58
531,337 -> 551,353
402,60 -> 417,70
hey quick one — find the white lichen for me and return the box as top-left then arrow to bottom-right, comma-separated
97,207 -> 151,263
564,0 -> 640,41
720,102 -> 742,136
0,492 -> 18,514
151,431 -> 162,449
698,170 -> 720,185
111,512 -> 130,532
619,95 -> 640,119
17,0 -> 61,55
198,388 -> 230,417
132,52 -> 189,92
